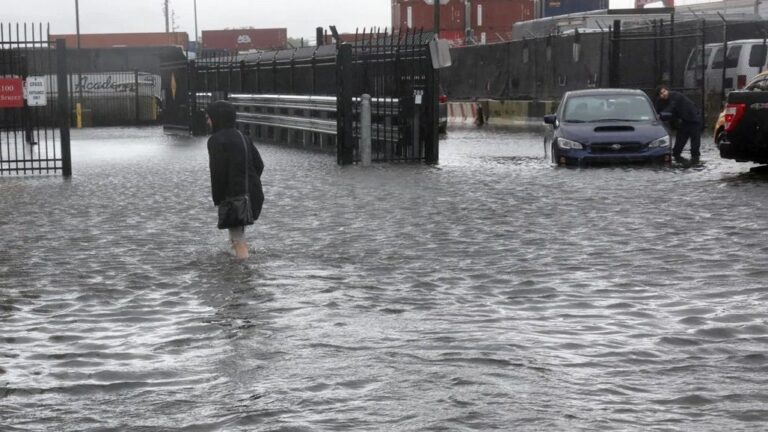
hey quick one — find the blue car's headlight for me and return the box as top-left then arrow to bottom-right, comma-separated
649,135 -> 671,148
557,138 -> 583,149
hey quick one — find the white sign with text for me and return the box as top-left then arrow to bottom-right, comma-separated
25,76 -> 47,106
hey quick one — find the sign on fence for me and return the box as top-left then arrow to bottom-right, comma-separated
25,76 -> 47,106
0,78 -> 24,108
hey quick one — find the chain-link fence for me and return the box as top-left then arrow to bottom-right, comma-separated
443,18 -> 768,124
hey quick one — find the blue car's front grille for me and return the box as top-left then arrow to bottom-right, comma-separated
589,142 -> 645,154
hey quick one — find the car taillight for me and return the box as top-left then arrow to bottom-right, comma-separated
738,75 -> 747,89
724,103 -> 747,133
439,95 -> 448,103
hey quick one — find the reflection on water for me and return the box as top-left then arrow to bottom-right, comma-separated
2,125 -> 768,431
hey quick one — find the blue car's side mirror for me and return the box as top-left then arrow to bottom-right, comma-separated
543,114 -> 558,125
659,112 -> 673,122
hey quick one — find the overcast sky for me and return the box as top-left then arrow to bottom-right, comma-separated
1,0 -> 393,42
1,0 -> 716,42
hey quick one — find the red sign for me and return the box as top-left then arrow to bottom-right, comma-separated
0,78 -> 24,108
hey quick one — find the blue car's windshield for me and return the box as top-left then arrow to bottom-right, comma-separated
562,95 -> 656,123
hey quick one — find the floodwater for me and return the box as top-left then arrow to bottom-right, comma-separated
1,125 -> 768,431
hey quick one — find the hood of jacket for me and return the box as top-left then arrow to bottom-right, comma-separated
206,100 -> 237,133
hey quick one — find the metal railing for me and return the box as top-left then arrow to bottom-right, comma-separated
230,94 -> 338,135
211,93 -> 399,143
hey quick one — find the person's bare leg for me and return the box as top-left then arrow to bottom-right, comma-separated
233,240 -> 249,260
229,227 -> 249,260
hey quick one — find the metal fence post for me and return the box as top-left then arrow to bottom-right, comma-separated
610,20 -> 621,88
134,69 -> 140,124
56,39 -> 72,177
336,43 -> 354,165
700,19 -> 707,125
426,46 -> 439,165
361,94 -> 372,166
670,13 -> 676,86
239,60 -> 246,92
719,15 -> 728,104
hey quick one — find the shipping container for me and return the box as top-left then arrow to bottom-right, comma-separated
392,0 -> 533,43
49,32 -> 189,49
542,0 -> 608,17
202,29 -> 287,52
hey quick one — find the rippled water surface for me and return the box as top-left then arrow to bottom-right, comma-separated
2,125 -> 768,431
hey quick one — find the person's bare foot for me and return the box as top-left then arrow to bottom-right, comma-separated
233,241 -> 249,260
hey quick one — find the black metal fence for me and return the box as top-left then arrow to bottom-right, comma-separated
0,23 -> 70,176
336,29 -> 438,164
165,28 -> 440,165
444,18 -> 768,123
160,59 -> 194,134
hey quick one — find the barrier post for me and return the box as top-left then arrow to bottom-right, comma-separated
56,39 -> 72,177
361,94 -> 372,166
134,69 -> 140,124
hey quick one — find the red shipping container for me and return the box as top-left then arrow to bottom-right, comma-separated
202,29 -> 288,52
392,0 -> 533,40
49,32 -> 189,49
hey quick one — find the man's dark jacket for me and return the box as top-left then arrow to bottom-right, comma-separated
207,101 -> 264,220
655,91 -> 701,124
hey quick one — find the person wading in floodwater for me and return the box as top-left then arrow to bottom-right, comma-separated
206,101 -> 264,259
654,84 -> 702,163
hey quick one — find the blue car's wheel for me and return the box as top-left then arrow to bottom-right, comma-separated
552,143 -> 566,166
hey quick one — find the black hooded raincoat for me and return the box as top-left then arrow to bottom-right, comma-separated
206,101 -> 264,224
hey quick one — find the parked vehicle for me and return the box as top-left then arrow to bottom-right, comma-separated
684,39 -> 768,94
543,89 -> 671,166
717,73 -> 768,164
713,70 -> 768,147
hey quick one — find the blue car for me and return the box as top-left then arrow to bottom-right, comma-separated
544,89 -> 672,166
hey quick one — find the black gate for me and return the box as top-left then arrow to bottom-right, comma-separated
160,59 -> 195,134
0,23 -> 70,176
337,30 -> 439,164
163,28 -> 439,165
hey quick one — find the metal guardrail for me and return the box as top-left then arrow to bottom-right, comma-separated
222,93 -> 400,136
238,111 -> 337,135
229,94 -> 336,135
230,94 -> 337,112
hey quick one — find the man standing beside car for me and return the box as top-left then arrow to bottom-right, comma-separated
655,85 -> 702,163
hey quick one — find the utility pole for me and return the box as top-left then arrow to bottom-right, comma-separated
75,0 -> 81,49
434,0 -> 440,37
194,0 -> 199,57
164,0 -> 170,33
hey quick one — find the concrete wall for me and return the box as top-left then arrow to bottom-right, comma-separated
447,99 -> 558,124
